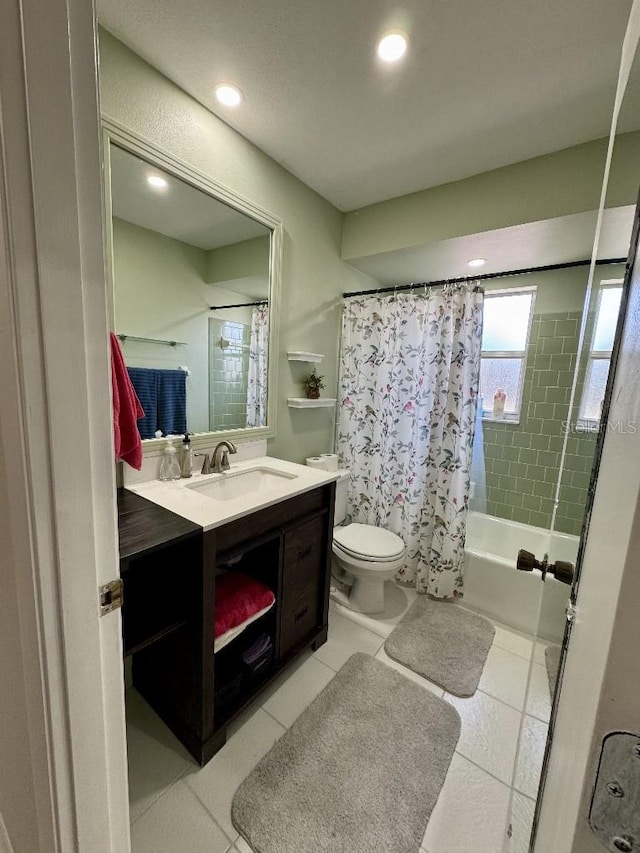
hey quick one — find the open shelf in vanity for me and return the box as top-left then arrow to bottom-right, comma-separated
118,478 -> 336,766
206,484 -> 335,743
212,533 -> 280,725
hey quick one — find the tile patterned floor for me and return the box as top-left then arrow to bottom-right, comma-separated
126,582 -> 552,853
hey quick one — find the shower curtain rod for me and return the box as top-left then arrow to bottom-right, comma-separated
209,300 -> 268,310
342,257 -> 627,299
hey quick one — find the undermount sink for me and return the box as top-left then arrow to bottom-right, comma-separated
186,466 -> 298,501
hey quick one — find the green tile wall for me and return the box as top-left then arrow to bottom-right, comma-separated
482,310 -> 597,536
209,318 -> 251,430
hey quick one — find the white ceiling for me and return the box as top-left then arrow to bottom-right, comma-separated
98,0 -> 636,211
110,143 -> 270,250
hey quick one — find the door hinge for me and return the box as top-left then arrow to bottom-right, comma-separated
100,579 -> 124,616
566,600 -> 577,623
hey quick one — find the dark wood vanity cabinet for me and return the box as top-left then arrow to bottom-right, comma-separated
280,514 -> 327,657
118,481 -> 335,767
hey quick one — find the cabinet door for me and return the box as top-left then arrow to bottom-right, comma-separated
280,514 -> 327,657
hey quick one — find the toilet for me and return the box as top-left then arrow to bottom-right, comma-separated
331,470 -> 406,614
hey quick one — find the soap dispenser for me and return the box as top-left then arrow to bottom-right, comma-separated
181,432 -> 193,478
159,440 -> 181,481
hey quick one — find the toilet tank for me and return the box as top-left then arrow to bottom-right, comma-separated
334,469 -> 350,525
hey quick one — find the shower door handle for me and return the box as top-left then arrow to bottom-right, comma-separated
516,549 -> 574,585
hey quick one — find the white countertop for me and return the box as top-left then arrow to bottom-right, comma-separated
126,456 -> 339,531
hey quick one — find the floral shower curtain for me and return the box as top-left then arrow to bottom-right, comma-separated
246,303 -> 269,427
337,285 -> 484,598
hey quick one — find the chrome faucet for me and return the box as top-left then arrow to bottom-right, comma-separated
212,440 -> 237,473
193,452 -> 212,475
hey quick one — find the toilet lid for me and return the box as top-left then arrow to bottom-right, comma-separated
333,523 -> 405,560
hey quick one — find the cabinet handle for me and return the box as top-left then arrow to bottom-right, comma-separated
294,606 -> 308,623
297,545 -> 313,561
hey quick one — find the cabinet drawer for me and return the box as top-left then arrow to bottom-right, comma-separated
282,515 -> 326,603
213,487 -> 326,554
279,590 -> 321,658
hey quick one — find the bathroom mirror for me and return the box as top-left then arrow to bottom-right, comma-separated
103,120 -> 282,446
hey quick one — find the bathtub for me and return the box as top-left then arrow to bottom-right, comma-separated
463,511 -> 579,643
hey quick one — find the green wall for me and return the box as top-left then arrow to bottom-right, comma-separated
481,265 -> 624,535
205,235 -> 270,285
341,132 -> 640,261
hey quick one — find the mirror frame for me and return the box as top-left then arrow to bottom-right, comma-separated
102,117 -> 282,453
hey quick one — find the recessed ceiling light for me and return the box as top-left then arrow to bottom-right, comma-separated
468,258 -> 487,268
147,175 -> 167,189
215,84 -> 243,107
377,32 -> 408,63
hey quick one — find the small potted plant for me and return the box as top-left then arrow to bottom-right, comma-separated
302,369 -> 326,400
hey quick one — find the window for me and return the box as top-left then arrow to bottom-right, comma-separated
480,288 -> 535,421
578,282 -> 623,424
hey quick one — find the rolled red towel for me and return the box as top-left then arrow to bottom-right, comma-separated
215,572 -> 275,638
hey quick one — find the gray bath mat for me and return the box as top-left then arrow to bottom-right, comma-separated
384,597 -> 495,697
545,645 -> 562,697
232,653 -> 460,853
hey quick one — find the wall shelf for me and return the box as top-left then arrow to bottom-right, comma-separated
287,351 -> 324,363
287,397 -> 336,409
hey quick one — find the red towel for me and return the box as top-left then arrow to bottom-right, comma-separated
110,332 -> 144,470
215,573 -> 275,638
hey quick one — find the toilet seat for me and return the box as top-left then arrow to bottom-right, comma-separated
333,523 -> 405,562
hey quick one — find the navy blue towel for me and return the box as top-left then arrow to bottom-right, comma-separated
127,368 -> 159,439
126,367 -> 187,438
157,370 -> 187,436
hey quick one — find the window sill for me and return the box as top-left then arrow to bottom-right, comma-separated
575,418 -> 601,433
482,415 -> 521,426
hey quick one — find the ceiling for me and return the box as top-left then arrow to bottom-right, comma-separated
99,0 -> 636,211
110,143 -> 270,250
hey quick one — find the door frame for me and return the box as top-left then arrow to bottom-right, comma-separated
0,0 -> 129,850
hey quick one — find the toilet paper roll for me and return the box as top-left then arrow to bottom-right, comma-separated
320,453 -> 339,472
306,456 -> 329,470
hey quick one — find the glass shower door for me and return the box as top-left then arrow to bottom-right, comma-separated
505,266 -> 628,852
470,273 -> 593,852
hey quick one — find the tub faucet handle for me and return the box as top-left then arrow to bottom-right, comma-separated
517,549 -> 574,585
516,549 -> 545,574
549,560 -> 574,585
